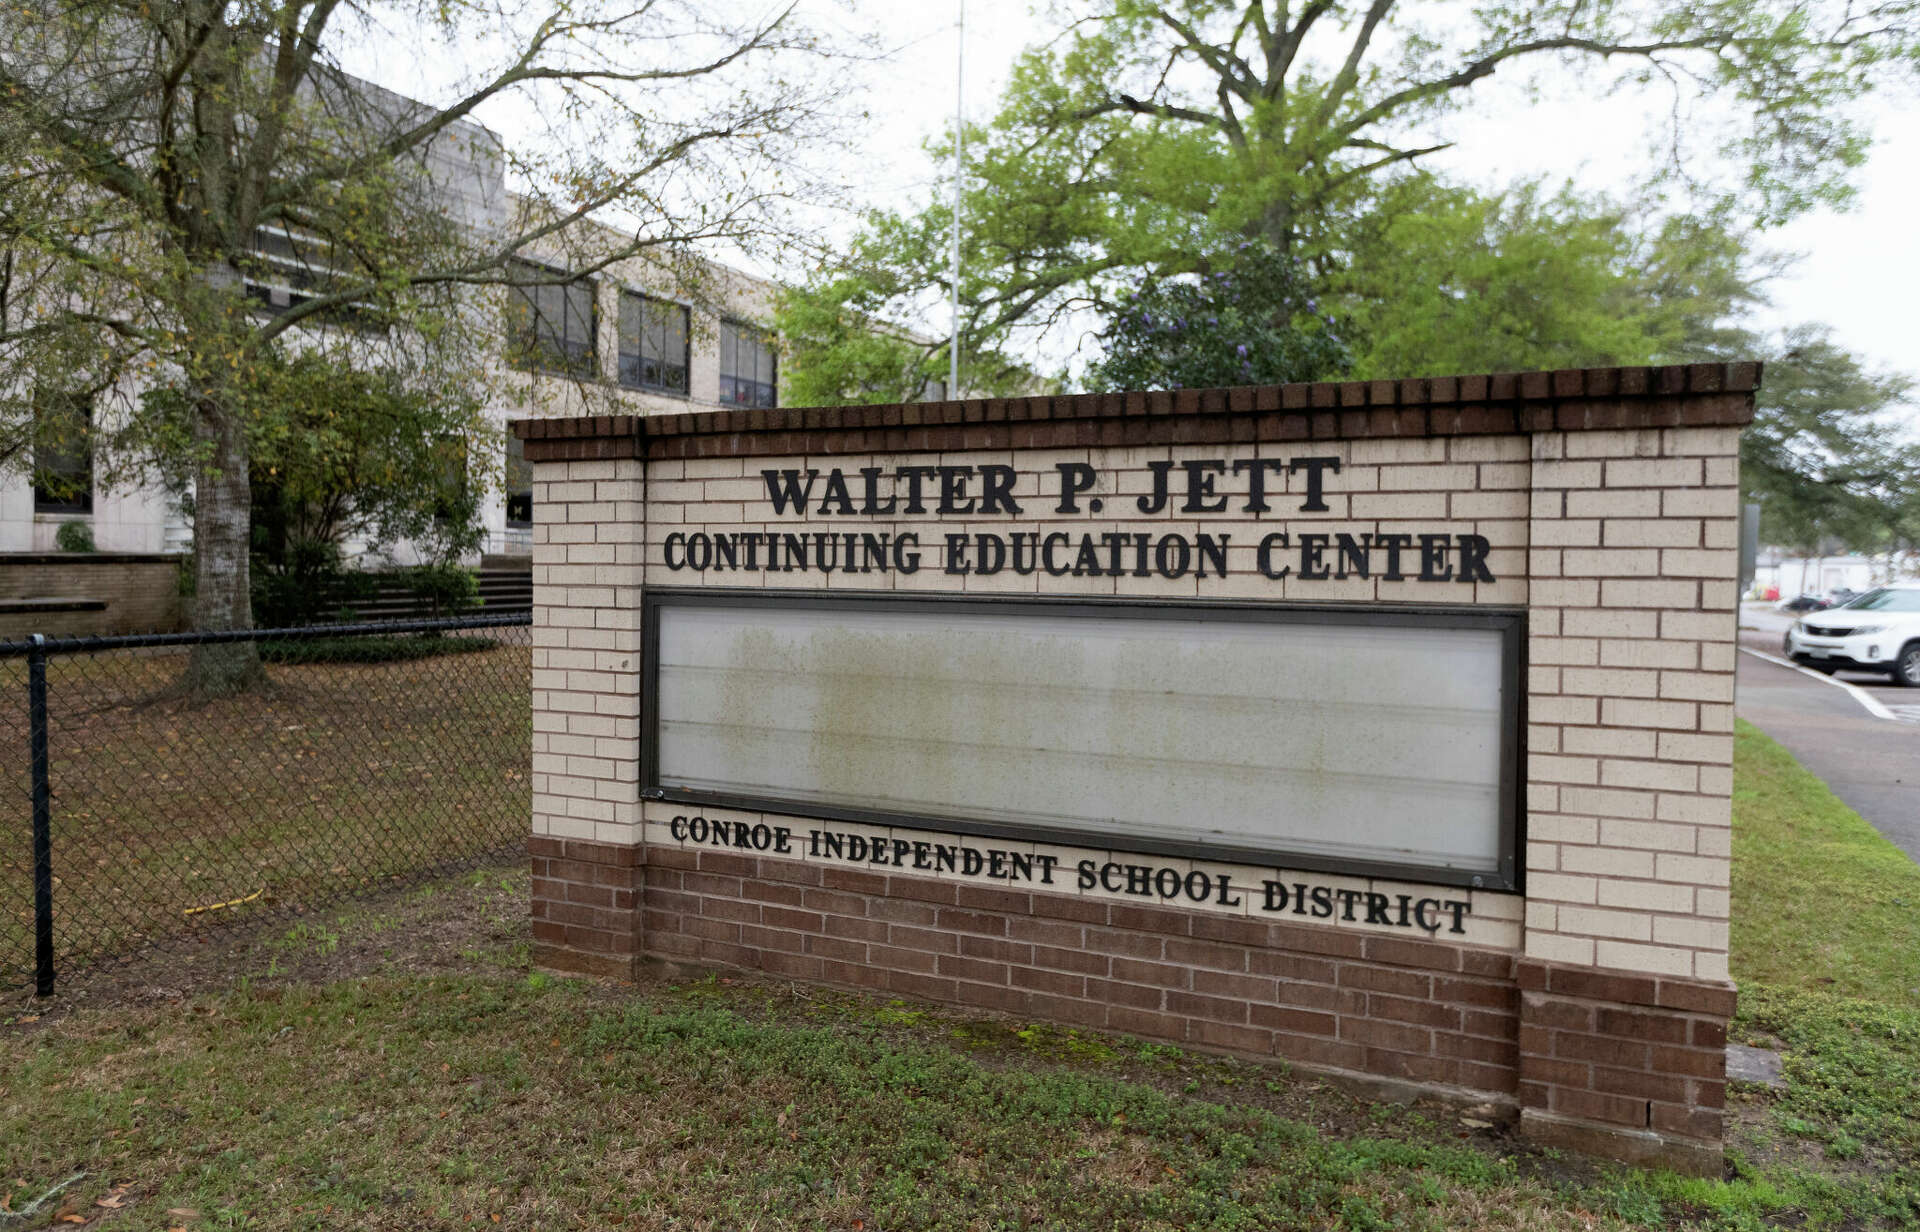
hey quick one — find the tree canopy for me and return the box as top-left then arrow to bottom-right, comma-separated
788,0 -> 1915,389
1730,328 -> 1919,555
779,0 -> 1918,559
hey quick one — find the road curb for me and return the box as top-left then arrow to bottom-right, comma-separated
1739,647 -> 1898,721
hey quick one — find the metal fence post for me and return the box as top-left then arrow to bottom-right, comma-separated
29,633 -> 54,997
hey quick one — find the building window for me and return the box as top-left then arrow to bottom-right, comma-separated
505,432 -> 533,528
506,260 -> 597,378
32,392 -> 93,515
241,225 -> 385,330
719,321 -> 777,409
618,292 -> 690,395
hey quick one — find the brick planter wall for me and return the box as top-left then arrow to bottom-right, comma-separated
0,553 -> 185,637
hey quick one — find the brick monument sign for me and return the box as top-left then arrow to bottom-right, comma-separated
514,362 -> 1755,1174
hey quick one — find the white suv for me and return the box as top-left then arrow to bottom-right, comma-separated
1784,583 -> 1920,686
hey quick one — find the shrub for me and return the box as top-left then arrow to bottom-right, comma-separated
258,633 -> 500,664
250,539 -> 376,628
54,520 -> 95,552
406,562 -> 480,617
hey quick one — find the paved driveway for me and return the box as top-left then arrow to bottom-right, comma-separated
1733,622 -> 1920,863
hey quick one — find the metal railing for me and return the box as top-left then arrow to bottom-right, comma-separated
3,613 -> 532,994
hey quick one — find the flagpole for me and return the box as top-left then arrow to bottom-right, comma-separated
949,0 -> 964,396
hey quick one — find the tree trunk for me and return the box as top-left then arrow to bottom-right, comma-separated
184,360 -> 263,695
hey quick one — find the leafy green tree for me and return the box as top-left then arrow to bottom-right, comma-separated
1086,240 -> 1348,389
776,256 -> 1050,404
0,0 -> 844,692
777,274 -> 947,407
143,353 -> 488,626
828,0 -> 1916,382
1732,327 -> 1916,553
1339,181 -> 1665,377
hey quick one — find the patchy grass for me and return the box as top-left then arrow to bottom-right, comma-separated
1728,720 -> 1920,1002
0,638 -> 530,991
1,975 -> 1584,1231
0,866 -> 1915,1232
3,708 -> 1918,1229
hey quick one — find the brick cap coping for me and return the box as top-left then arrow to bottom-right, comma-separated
0,552 -> 189,566
511,362 -> 1760,461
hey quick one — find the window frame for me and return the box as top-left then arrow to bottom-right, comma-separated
241,225 -> 389,331
617,290 -> 692,396
506,259 -> 598,379
31,392 -> 94,516
504,432 -> 533,529
640,587 -> 1525,892
718,320 -> 777,409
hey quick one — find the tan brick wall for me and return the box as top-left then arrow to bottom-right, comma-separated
642,802 -> 1524,951
1520,428 -> 1739,983
638,439 -> 1528,607
528,458 -> 646,847
635,439 -> 1537,949
625,423 -> 1745,985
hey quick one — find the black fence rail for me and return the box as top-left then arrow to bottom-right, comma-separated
3,614 -> 532,994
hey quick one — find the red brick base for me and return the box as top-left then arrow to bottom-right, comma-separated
529,836 -> 645,979
527,840 -> 1733,1174
1515,959 -> 1732,1176
640,845 -> 1520,1090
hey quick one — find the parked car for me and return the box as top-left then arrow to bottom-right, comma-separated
1776,593 -> 1832,613
1783,583 -> 1920,685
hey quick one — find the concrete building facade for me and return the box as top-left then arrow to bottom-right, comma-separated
0,80 -> 811,573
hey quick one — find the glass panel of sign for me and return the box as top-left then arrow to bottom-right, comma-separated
651,597 -> 1511,877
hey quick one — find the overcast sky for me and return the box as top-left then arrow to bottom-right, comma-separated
357,0 -> 1916,395
832,1 -> 1919,395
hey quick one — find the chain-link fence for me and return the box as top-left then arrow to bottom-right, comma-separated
3,614 -> 532,995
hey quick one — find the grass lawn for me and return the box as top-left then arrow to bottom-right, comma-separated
1729,720 -> 1920,1001
0,719 -> 1915,1229
1,639 -> 530,991
1725,721 -> 1920,1207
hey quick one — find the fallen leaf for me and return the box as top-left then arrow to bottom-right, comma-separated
96,1195 -> 126,1209
58,1216 -> 85,1225
166,1209 -> 199,1218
